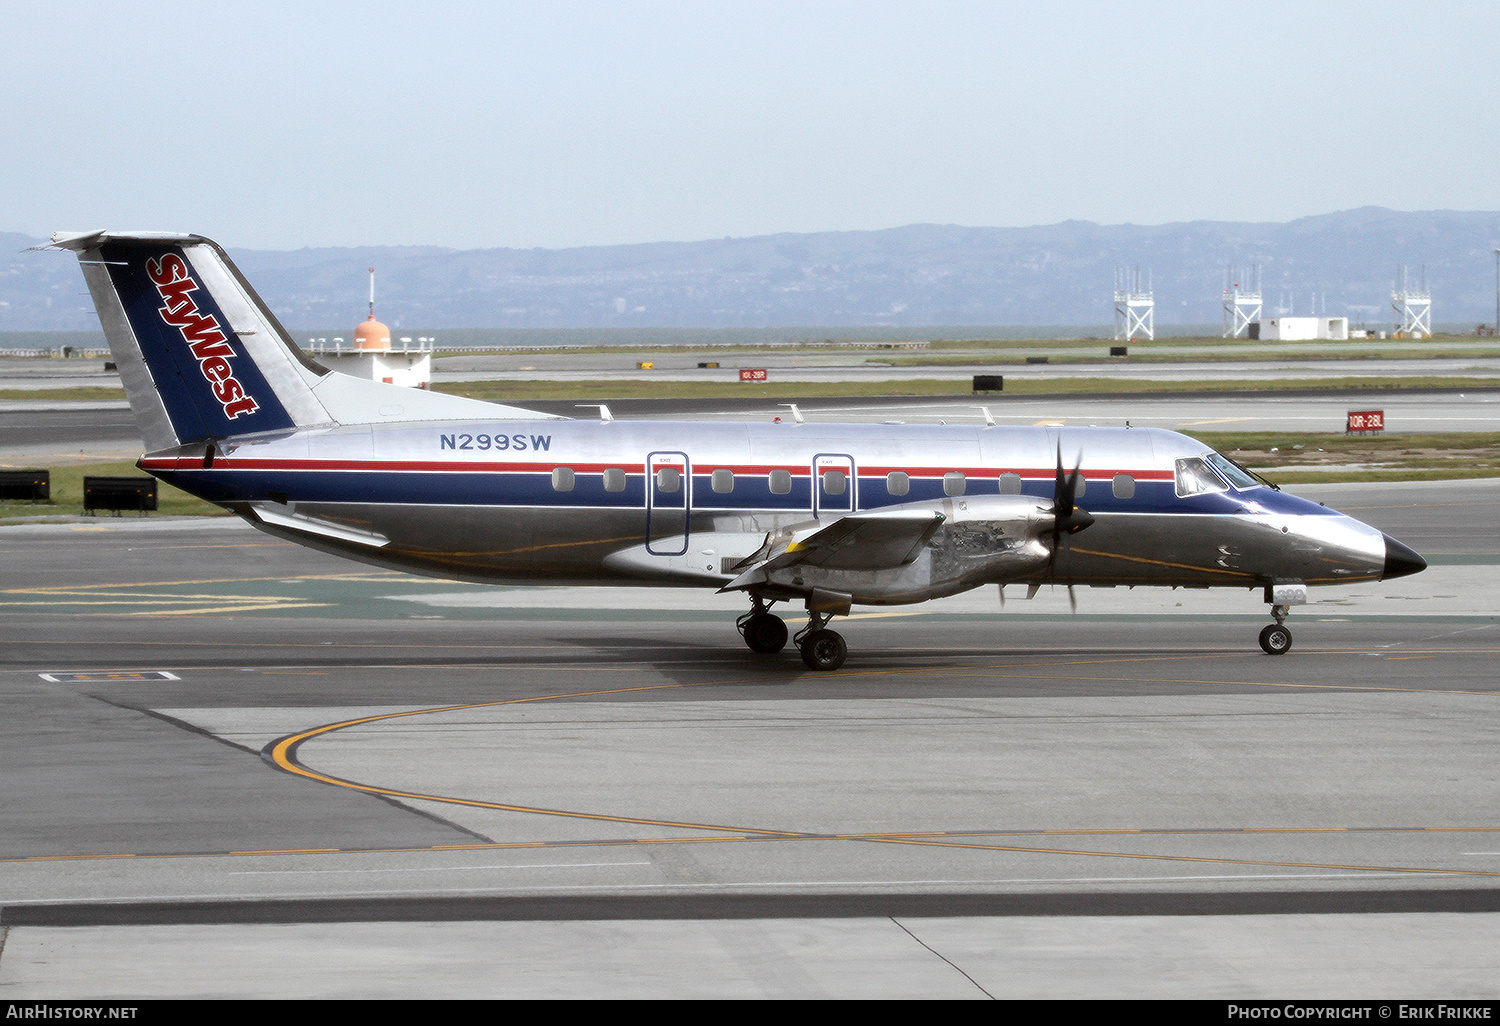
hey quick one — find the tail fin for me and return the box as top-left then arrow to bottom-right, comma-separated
50,231 -> 554,452
51,232 -> 328,449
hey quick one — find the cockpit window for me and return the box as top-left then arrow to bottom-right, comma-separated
1204,452 -> 1260,490
1175,457 -> 1226,497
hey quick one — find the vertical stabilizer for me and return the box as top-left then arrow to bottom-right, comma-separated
50,231 -> 332,450
51,230 -> 559,449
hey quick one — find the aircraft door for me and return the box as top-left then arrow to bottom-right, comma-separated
646,451 -> 689,555
813,453 -> 856,518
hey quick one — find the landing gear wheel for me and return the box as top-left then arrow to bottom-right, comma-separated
799,629 -> 847,671
1259,623 -> 1292,655
742,613 -> 788,654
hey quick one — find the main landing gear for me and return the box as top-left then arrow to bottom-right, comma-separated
1259,604 -> 1293,655
737,598 -> 848,671
737,599 -> 788,654
794,612 -> 847,671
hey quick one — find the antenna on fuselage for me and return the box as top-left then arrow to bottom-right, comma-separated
778,403 -> 804,424
576,404 -> 613,422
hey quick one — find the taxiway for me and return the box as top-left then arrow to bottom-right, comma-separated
1,477 -> 1496,997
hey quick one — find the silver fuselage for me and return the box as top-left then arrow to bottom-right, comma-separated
142,420 -> 1392,607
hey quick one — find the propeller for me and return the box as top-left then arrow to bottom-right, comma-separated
1049,444 -> 1096,611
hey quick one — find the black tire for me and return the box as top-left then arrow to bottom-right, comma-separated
799,629 -> 847,671
743,613 -> 788,654
1259,623 -> 1292,655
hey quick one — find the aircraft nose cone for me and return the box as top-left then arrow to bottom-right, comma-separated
1382,534 -> 1427,579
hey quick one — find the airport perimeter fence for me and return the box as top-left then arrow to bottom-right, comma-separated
0,347 -> 113,358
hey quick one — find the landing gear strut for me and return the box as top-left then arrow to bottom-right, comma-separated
1259,603 -> 1292,655
794,611 -> 847,671
737,598 -> 787,654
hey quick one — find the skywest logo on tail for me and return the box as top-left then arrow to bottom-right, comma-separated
146,253 -> 259,420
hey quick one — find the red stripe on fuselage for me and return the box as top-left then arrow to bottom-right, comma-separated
139,455 -> 1173,480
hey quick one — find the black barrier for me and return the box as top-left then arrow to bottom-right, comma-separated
1110,346 -> 1128,357
0,469 -> 50,502
1025,356 -> 1048,364
972,375 -> 1003,392
83,476 -> 158,515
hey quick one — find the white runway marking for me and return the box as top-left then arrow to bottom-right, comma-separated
229,861 -> 654,875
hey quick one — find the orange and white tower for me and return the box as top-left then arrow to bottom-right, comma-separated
308,267 -> 433,387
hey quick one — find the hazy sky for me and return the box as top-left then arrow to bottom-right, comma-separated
5,1 -> 1496,250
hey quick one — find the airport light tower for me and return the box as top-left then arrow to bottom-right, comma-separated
1222,266 -> 1262,338
1114,267 -> 1154,341
1391,266 -> 1432,339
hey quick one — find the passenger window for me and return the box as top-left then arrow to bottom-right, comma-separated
603,468 -> 626,493
1111,473 -> 1135,499
655,467 -> 680,493
943,472 -> 966,496
769,469 -> 792,495
1175,457 -> 1225,497
822,469 -> 846,495
886,471 -> 909,496
551,467 -> 575,492
711,469 -> 734,493
999,472 -> 1022,495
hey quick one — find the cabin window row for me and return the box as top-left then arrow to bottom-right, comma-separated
552,467 -> 627,492
548,467 -> 1138,499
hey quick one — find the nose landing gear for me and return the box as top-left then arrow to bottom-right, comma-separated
1259,603 -> 1293,655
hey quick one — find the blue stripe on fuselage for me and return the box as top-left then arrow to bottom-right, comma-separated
154,464 -> 1333,517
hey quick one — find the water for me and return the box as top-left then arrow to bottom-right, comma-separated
3,323 -> 1483,351
0,324 -> 1181,352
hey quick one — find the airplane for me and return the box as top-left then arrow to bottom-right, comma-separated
48,231 -> 1427,670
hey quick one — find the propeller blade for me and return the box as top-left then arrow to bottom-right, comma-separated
1048,442 -> 1095,599
1050,443 -> 1095,543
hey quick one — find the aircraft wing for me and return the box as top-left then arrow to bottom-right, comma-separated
769,509 -> 945,570
721,509 -> 945,591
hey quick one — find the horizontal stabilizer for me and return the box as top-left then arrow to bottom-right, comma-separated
251,505 -> 390,548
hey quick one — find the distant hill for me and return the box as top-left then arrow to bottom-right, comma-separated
6,209 -> 1499,332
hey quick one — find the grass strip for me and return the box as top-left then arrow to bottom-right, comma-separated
435,376 -> 1500,402
0,460 -> 226,522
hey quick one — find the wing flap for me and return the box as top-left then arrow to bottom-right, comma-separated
771,509 -> 945,570
720,510 -> 943,592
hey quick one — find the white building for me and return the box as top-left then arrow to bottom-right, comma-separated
1257,316 -> 1349,341
308,316 -> 434,388
305,268 -> 434,388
